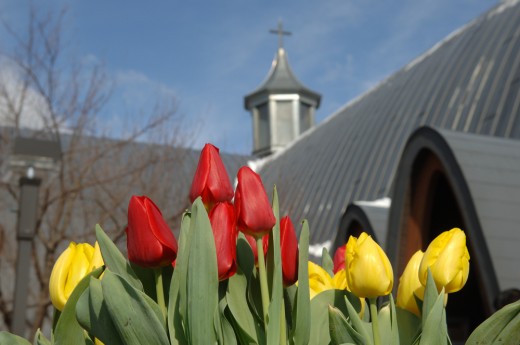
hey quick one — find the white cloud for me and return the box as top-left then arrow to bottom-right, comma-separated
115,69 -> 177,100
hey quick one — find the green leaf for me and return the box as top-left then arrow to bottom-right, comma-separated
101,270 -> 169,345
54,267 -> 103,345
308,289 -> 364,345
291,220 -> 310,345
33,329 -> 51,345
95,224 -> 143,291
215,297 -> 238,345
247,269 -> 265,324
235,235 -> 263,325
76,278 -> 124,345
321,247 -> 334,277
377,297 -> 400,345
328,305 -> 357,345
466,299 -> 520,345
343,295 -> 372,345
284,284 -> 297,313
266,187 -> 283,345
168,211 -> 191,345
130,262 -> 157,299
236,234 -> 255,281
227,266 -> 261,343
387,295 -> 400,345
421,269 -> 438,325
378,304 -> 393,343
420,289 -> 447,345
186,198 -> 219,344
395,307 -> 420,345
0,331 -> 32,345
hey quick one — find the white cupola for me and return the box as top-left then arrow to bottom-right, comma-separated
244,21 -> 321,157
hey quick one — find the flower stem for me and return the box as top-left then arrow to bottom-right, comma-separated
369,298 -> 381,345
256,237 -> 270,328
154,267 -> 167,321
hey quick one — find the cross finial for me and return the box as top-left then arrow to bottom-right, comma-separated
269,20 -> 291,49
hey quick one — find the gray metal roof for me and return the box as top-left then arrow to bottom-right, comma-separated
441,129 -> 520,290
257,0 -> 520,260
244,48 -> 321,109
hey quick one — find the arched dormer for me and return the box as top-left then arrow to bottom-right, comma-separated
333,199 -> 389,253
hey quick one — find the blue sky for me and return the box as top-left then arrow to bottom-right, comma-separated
1,0 -> 497,155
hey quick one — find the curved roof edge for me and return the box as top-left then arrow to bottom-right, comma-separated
386,126 -> 500,312
333,200 -> 390,254
244,48 -> 321,109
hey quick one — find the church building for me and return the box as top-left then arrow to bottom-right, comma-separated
247,1 -> 520,340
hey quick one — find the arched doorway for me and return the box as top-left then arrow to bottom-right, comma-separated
387,127 -> 499,342
407,150 -> 485,341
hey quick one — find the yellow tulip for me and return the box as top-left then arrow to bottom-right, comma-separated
331,268 -> 349,290
419,228 -> 470,293
49,242 -> 104,311
345,232 -> 393,298
308,261 -> 335,299
307,262 -> 351,298
396,250 -> 425,316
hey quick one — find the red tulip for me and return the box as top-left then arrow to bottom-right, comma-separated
235,166 -> 276,238
209,202 -> 238,280
189,143 -> 234,209
126,196 -> 178,268
333,244 -> 346,274
263,216 -> 299,286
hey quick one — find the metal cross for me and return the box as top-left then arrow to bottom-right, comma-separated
269,20 -> 291,49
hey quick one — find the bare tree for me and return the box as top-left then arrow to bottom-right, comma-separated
0,6 -> 194,338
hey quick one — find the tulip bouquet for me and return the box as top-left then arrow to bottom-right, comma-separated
1,143 -> 520,345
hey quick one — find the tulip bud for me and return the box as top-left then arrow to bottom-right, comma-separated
235,166 -> 276,238
126,195 -> 178,268
345,232 -> 393,298
419,228 -> 470,293
209,202 -> 238,280
263,216 -> 299,286
333,244 -> 346,274
189,143 -> 234,210
49,242 -> 104,311
396,250 -> 424,316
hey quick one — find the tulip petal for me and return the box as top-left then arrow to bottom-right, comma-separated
49,243 -> 76,311
235,167 -> 276,237
127,196 -> 178,268
331,269 -> 348,290
88,241 -> 105,272
279,216 -> 299,286
209,202 -> 238,280
308,261 -> 334,297
64,244 -> 92,297
396,250 -> 424,316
